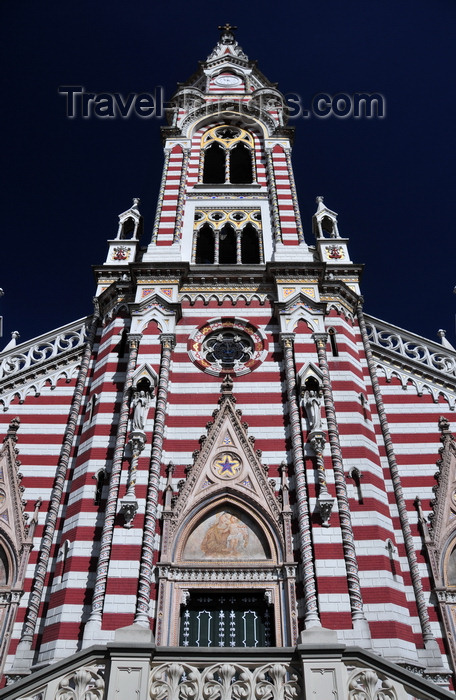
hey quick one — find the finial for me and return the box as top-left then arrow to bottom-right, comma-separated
316,195 -> 324,203
4,416 -> 20,442
132,197 -> 140,208
3,331 -> 20,352
437,329 -> 456,350
439,416 -> 452,435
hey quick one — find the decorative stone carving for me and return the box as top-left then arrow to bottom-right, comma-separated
55,666 -> 105,700
348,669 -> 397,700
0,318 -> 89,411
131,389 -> 151,432
364,315 -> 456,409
149,662 -> 300,700
119,498 -> 139,529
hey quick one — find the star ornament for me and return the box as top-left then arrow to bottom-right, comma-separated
213,453 -> 241,479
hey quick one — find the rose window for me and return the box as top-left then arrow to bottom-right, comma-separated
188,319 -> 267,376
202,331 -> 254,370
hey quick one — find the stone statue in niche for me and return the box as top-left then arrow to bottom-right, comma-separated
131,387 -> 151,432
303,385 -> 322,431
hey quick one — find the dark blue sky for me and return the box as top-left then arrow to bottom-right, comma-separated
2,1 -> 455,347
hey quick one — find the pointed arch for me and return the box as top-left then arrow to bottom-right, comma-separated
230,142 -> 253,183
195,223 -> 215,263
0,541 -> 13,587
241,223 -> 260,263
175,497 -> 279,564
219,223 -> 237,264
203,142 -> 225,183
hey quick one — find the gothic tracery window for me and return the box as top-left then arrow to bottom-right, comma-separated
201,126 -> 255,185
202,330 -> 255,371
193,209 -> 263,265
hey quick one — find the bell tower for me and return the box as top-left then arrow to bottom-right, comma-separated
142,23 -> 314,266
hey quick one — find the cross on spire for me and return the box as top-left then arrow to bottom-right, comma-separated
218,23 -> 237,44
218,23 -> 237,33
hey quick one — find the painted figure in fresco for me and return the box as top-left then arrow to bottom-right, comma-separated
200,512 -> 249,557
201,512 -> 232,556
226,515 -> 249,555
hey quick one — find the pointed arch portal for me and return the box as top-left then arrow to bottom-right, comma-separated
155,383 -> 297,648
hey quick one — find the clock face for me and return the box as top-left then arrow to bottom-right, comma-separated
214,75 -> 242,87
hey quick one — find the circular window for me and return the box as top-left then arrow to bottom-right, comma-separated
188,318 -> 268,376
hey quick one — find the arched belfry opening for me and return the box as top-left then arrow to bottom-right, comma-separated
155,378 -> 298,648
192,211 -> 264,265
241,222 -> 260,264
219,223 -> 237,264
202,142 -> 225,184
230,142 -> 252,184
201,125 -> 255,185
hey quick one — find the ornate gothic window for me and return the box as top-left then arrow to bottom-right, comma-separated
202,331 -> 254,370
201,126 -> 255,184
193,209 -> 263,265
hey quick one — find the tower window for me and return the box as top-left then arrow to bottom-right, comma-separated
230,142 -> 252,184
218,224 -> 237,264
193,209 -> 263,265
201,126 -> 255,184
241,223 -> 260,264
195,223 -> 215,264
202,142 -> 225,184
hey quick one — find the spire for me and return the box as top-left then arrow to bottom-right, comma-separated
206,24 -> 248,63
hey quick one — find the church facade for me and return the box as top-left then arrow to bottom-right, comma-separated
1,26 -> 456,700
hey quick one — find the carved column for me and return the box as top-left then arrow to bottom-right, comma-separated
134,333 -> 175,626
284,150 -> 304,242
312,332 -> 369,633
357,301 -> 437,647
236,229 -> 242,264
280,333 -> 320,628
173,148 -> 190,242
16,307 -> 100,658
151,150 -> 171,244
214,230 -> 220,264
266,150 -> 282,242
83,333 -> 141,638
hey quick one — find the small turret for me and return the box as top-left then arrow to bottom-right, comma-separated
104,198 -> 143,266
312,195 -> 352,264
